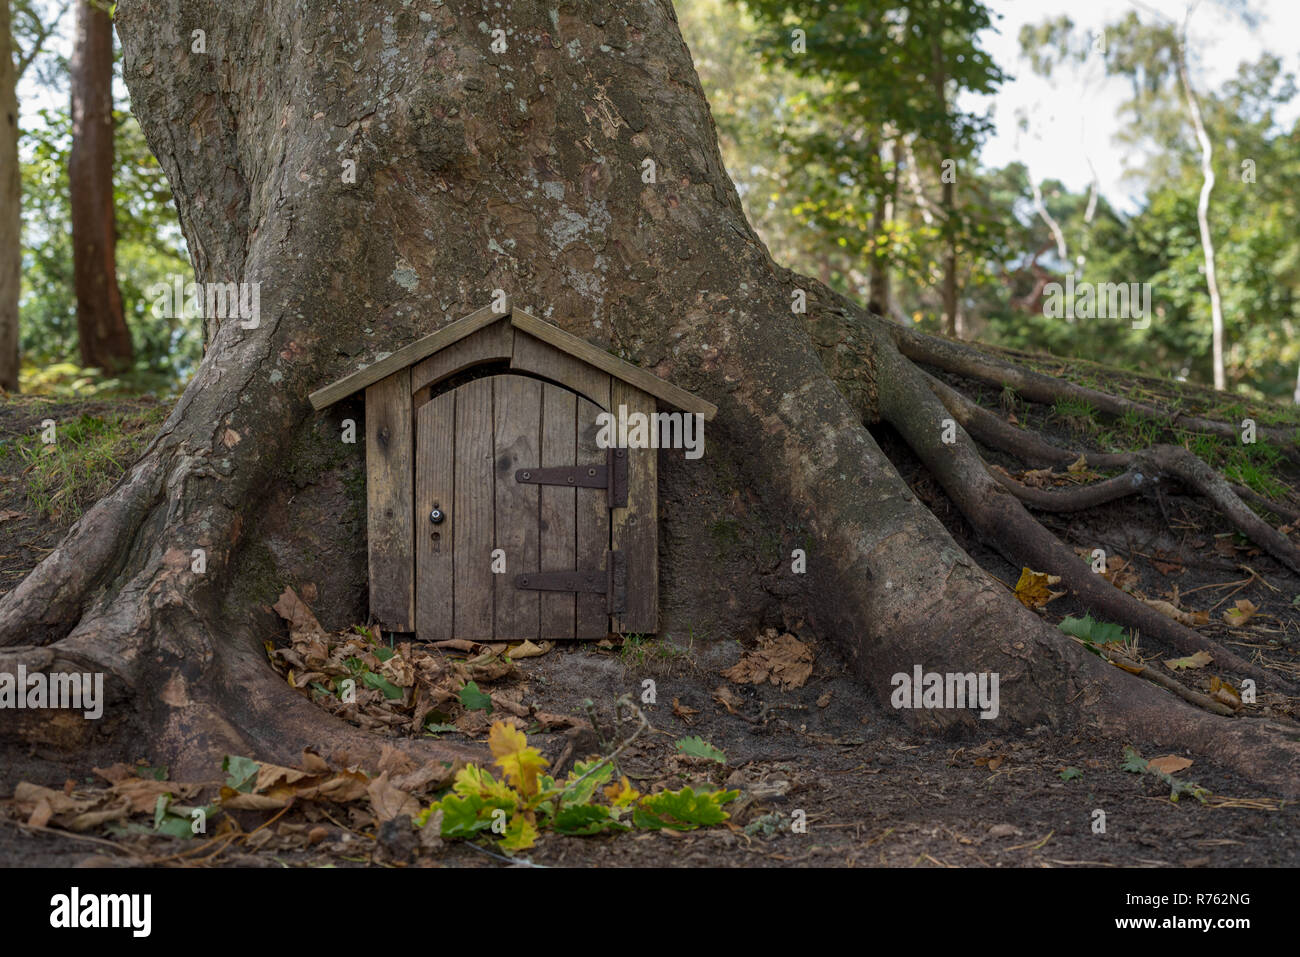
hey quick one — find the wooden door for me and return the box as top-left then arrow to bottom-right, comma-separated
415,374 -> 615,641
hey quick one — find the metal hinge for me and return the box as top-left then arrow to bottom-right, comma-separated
515,448 -> 628,507
514,550 -> 626,614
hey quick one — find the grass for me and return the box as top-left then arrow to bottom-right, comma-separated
618,632 -> 696,671
6,404 -> 168,522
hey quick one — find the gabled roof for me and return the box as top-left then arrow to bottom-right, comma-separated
308,298 -> 717,419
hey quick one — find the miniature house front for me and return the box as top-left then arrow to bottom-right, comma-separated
309,300 -> 715,642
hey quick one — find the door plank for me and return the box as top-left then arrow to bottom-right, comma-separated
415,390 -> 455,640
493,376 -> 542,640
365,370 -> 414,631
611,382 -> 658,634
539,384 -> 577,640
453,376 -> 495,639
512,331 -> 611,409
575,395 -> 611,639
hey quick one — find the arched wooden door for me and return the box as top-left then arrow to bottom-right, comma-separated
414,374 -> 622,641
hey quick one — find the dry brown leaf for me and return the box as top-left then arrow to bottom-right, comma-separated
0,509 -> 24,523
721,632 -> 814,689
1209,676 -> 1244,711
1013,567 -> 1065,610
817,690 -> 833,708
367,771 -> 421,824
506,639 -> 551,659
712,685 -> 744,715
1223,599 -> 1259,627
672,697 -> 700,722
1067,454 -> 1089,473
273,587 -> 327,640
1147,755 -> 1193,775
1144,600 -> 1209,628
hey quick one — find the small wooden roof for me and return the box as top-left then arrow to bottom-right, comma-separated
309,298 -> 717,419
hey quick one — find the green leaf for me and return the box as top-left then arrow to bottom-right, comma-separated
500,814 -> 539,853
435,794 -> 498,838
552,804 -> 628,836
634,787 -> 739,831
1059,614 -> 1126,647
222,755 -> 260,792
136,765 -> 168,781
459,680 -> 493,713
1121,746 -> 1149,774
153,794 -> 170,830
561,760 -> 613,806
361,671 -> 403,699
373,646 -> 396,662
424,722 -> 459,736
1059,767 -> 1083,781
675,735 -> 726,764
154,814 -> 197,840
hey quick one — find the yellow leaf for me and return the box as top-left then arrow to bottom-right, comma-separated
1014,567 -> 1065,610
603,776 -> 641,808
1067,454 -> 1089,473
1164,651 -> 1213,671
1209,677 -> 1243,711
488,721 -> 548,797
1223,599 -> 1259,627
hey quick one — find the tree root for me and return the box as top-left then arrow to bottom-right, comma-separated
889,321 -> 1300,463
924,370 -> 1300,576
872,345 -> 1285,689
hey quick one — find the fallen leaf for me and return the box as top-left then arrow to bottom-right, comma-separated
272,587 -> 327,641
1164,651 -> 1213,671
222,428 -> 241,447
1067,454 -> 1089,473
367,771 -> 420,824
1013,567 -> 1065,610
672,697 -> 700,722
816,690 -> 833,708
1209,676 -> 1243,711
0,509 -> 23,523
505,639 -> 551,659
712,685 -> 744,715
1147,755 -> 1193,775
1145,600 -> 1209,628
1223,599 -> 1259,627
721,632 -> 814,689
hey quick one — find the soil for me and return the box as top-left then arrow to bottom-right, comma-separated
1,392 -> 1298,868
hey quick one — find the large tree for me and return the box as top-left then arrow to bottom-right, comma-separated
2,0 -> 1299,791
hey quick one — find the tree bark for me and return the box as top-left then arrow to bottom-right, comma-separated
69,0 -> 131,373
0,0 -> 1296,794
0,0 -> 21,391
1177,9 -> 1224,391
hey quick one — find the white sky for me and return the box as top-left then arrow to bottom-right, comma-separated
970,0 -> 1300,212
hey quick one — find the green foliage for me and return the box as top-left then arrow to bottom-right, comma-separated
6,404 -> 168,522
1059,767 -> 1083,781
1059,614 -> 1127,651
675,735 -> 727,763
458,680 -> 493,713
417,722 -> 739,854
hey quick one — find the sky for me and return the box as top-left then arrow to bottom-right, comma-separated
971,0 -> 1300,212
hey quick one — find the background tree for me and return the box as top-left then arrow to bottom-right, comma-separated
1,0 -> 67,391
68,0 -> 130,372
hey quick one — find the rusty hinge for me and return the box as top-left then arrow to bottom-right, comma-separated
515,448 -> 628,507
514,550 -> 626,614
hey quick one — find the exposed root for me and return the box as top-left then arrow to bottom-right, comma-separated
926,372 -> 1300,575
873,345 -> 1283,688
1096,646 -> 1235,717
890,321 -> 1300,463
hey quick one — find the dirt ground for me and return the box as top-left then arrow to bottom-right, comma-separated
1,392 -> 1298,868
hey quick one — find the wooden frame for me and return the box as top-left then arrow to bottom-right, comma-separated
312,300 -> 712,640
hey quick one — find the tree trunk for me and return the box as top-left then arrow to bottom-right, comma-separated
0,0 -> 20,391
1,0 -> 1297,793
69,0 -> 131,373
1177,13 -> 1225,391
